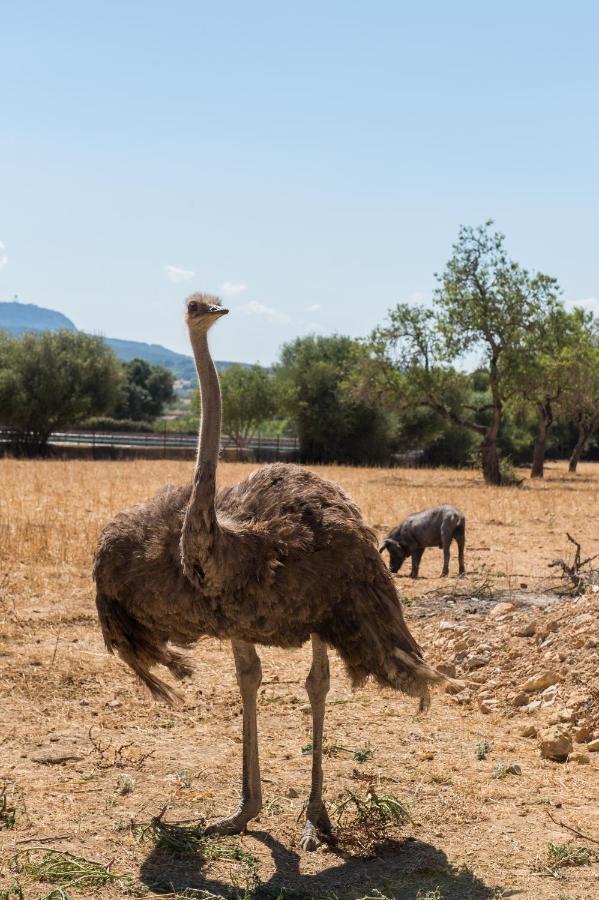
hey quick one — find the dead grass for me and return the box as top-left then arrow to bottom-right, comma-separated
0,458 -> 598,899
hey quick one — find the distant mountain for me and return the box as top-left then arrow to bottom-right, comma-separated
0,300 -> 246,382
0,301 -> 77,335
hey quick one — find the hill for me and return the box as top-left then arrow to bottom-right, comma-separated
0,300 -> 77,335
0,300 -> 244,380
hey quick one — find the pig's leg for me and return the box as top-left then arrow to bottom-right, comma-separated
440,522 -> 453,576
410,548 -> 424,578
456,523 -> 466,576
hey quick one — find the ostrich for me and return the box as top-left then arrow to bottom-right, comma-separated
94,293 -> 448,851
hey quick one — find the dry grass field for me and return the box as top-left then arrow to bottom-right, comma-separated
1,458 -> 598,900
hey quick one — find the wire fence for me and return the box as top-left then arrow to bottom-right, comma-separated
0,427 -> 300,460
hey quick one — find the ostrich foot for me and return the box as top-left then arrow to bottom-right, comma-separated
205,802 -> 261,837
300,804 -> 332,852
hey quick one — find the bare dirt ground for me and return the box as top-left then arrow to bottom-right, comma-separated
1,459 -> 598,900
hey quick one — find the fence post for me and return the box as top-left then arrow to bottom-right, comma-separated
163,423 -> 167,459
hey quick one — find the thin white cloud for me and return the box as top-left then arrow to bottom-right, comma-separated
237,300 -> 291,325
219,280 -> 248,297
164,264 -> 195,283
306,303 -> 321,312
0,240 -> 7,269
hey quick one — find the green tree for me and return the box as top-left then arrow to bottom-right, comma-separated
356,223 -> 561,484
219,364 -> 278,448
276,335 -> 391,464
506,307 -> 589,478
0,329 -> 122,449
434,221 -> 561,484
556,312 -> 599,472
114,358 -> 175,420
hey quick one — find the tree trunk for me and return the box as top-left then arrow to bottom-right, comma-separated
530,401 -> 553,479
481,436 -> 501,486
568,423 -> 590,473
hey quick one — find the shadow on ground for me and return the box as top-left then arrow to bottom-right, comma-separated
139,828 -> 506,899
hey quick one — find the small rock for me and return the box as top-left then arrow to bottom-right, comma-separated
436,662 -> 457,679
524,700 -> 542,713
106,699 -> 122,708
286,787 -> 299,798
512,692 -> 529,708
569,752 -> 590,764
519,725 -> 537,738
30,750 -> 83,765
464,655 -> 489,670
587,739 -> 599,752
574,725 -> 592,743
558,708 -> 575,723
445,678 -> 467,694
490,602 -> 515,618
513,622 -> 536,637
521,671 -> 559,693
539,726 -> 572,762
479,699 -> 497,715
452,689 -> 472,705
418,751 -> 435,761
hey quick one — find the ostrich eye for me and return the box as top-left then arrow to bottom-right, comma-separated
188,301 -> 198,314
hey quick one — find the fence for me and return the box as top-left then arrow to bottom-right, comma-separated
0,428 -> 300,461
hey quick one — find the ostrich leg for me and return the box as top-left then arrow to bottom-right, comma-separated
206,639 -> 263,835
301,633 -> 333,851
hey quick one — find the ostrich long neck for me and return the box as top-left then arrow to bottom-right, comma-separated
181,329 -> 222,573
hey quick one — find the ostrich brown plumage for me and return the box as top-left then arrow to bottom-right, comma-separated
94,293 -> 447,851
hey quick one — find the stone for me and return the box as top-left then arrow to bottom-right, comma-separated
445,678 -> 467,694
539,726 -> 572,762
569,752 -> 590,764
489,602 -> 515,618
519,725 -> 537,738
286,787 -> 299,798
521,671 -> 559,693
558,708 -> 575,723
30,750 -> 83,765
587,739 -> 599,752
574,725 -> 592,743
512,692 -> 529,708
464,655 -> 489,670
479,699 -> 497,715
436,662 -> 457,679
513,622 -> 536,637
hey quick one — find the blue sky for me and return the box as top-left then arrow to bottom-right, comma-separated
1,1 -> 598,364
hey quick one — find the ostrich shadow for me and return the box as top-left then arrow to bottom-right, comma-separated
138,827 -> 505,899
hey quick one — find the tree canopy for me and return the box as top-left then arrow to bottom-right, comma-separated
276,334 -> 391,464
0,329 -> 122,447
219,364 -> 279,448
114,357 -> 175,421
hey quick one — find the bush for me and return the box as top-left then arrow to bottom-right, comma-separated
81,417 -> 155,433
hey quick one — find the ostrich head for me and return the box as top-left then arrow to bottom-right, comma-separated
185,293 -> 229,334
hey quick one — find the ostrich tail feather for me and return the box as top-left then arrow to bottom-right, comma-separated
95,592 -> 193,704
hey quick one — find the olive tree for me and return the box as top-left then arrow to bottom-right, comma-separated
219,364 -> 278,449
0,329 -> 122,449
435,222 -> 561,484
556,312 -> 599,472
